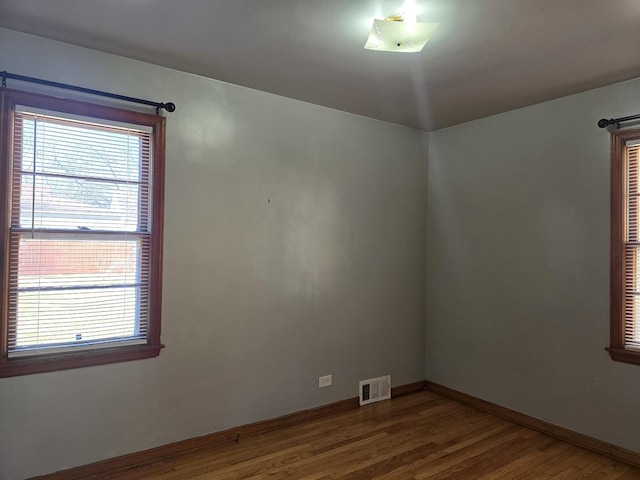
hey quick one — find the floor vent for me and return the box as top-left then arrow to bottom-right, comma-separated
359,375 -> 391,406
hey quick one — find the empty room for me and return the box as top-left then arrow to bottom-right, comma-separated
1,1 -> 640,479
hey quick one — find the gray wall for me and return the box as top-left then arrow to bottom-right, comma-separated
0,29 -> 428,480
426,77 -> 640,452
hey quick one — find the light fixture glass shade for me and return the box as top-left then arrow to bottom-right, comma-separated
364,19 -> 439,53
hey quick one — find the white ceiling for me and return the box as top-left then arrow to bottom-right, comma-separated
1,0 -> 640,131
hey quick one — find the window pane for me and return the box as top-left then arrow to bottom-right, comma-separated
20,116 -> 143,182
15,286 -> 141,349
626,294 -> 640,348
17,237 -> 140,288
11,236 -> 144,350
19,174 -> 141,231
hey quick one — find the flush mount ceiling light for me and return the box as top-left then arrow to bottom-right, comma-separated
364,14 -> 439,53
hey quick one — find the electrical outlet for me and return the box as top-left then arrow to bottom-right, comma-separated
319,374 -> 332,388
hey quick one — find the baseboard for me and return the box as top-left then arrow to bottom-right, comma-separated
33,380 -> 426,480
392,379 -> 426,397
426,380 -> 640,469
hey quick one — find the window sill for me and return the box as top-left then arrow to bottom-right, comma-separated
606,347 -> 640,365
0,343 -> 164,378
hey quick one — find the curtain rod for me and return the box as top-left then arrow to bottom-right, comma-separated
1,70 -> 175,115
598,114 -> 640,129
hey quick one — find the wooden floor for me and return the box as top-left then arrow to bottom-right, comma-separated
94,392 -> 639,480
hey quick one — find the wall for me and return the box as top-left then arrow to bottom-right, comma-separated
426,77 -> 640,452
0,28 -> 428,480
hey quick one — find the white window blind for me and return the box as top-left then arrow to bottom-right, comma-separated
7,108 -> 153,356
625,142 -> 640,351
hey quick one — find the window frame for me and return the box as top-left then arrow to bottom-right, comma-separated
0,88 -> 165,377
609,126 -> 640,365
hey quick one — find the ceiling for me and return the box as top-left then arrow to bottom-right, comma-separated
1,0 -> 640,131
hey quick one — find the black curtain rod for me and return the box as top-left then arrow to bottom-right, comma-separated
598,114 -> 640,129
1,70 -> 175,115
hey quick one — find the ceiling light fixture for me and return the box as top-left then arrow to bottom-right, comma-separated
364,12 -> 439,53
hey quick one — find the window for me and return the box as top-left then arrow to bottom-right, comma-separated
610,127 -> 640,365
0,89 -> 165,377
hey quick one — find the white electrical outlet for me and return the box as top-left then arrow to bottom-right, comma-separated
319,374 -> 332,388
